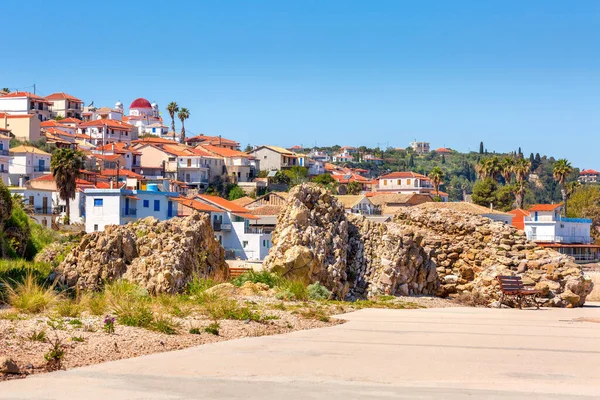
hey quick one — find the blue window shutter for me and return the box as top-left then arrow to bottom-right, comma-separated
154,200 -> 160,211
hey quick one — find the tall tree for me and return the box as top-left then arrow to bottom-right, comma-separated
512,158 -> 532,208
51,148 -> 84,225
500,157 -> 514,184
166,102 -> 179,139
553,158 -> 574,216
429,167 -> 445,200
475,156 -> 500,181
177,107 -> 190,143
1,88 -> 10,93
479,141 -> 484,154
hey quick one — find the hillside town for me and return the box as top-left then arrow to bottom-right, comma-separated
1,89 -> 599,265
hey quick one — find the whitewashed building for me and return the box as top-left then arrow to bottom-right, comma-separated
0,132 -> 9,185
0,91 -> 52,122
8,145 -> 52,186
523,204 -> 599,263
83,185 -> 179,232
194,194 -> 272,261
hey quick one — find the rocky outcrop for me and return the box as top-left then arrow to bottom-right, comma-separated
55,213 -> 228,294
392,208 -> 593,307
264,184 -> 594,307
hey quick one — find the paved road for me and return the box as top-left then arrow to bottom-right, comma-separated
2,304 -> 600,399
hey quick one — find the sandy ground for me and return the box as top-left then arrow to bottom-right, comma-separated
1,294 -> 454,381
2,305 -> 600,399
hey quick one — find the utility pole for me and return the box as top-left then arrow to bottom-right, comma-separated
116,160 -> 120,186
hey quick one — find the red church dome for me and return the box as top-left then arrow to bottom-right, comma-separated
129,98 -> 152,109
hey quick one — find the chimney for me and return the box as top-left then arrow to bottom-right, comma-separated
110,179 -> 113,189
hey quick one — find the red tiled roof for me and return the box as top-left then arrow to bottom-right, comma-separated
100,169 -> 143,179
528,204 -> 563,212
435,148 -> 452,153
41,120 -> 72,128
197,144 -> 248,158
379,171 -> 427,179
184,134 -> 239,147
580,169 -> 600,175
58,117 -> 82,123
0,112 -> 35,119
131,137 -> 175,145
196,194 -> 254,214
170,197 -> 221,213
45,92 -> 83,102
79,119 -> 133,130
0,91 -> 52,103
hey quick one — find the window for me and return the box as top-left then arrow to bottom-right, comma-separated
397,179 -> 400,185
262,240 -> 270,248
406,179 -> 411,185
383,180 -> 387,186
94,199 -> 103,207
154,200 -> 160,211
242,241 -> 248,248
94,224 -> 98,231
143,200 -> 149,208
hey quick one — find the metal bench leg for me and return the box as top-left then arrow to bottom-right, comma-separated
499,293 -> 504,308
518,295 -> 523,309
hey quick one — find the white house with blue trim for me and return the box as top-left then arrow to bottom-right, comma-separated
84,184 -> 178,232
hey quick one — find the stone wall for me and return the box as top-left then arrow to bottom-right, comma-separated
55,213 -> 229,294
264,184 -> 594,307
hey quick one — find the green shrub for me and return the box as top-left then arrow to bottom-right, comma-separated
203,296 -> 261,321
0,260 -> 52,302
307,282 -> 331,300
83,292 -> 107,316
233,270 -> 281,288
28,329 -> 47,342
189,327 -> 202,335
204,322 -> 220,336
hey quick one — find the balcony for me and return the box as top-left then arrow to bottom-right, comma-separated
0,150 -> 8,156
34,166 -> 51,172
122,208 -> 137,217
527,235 -> 592,244
213,222 -> 231,231
33,207 -> 60,215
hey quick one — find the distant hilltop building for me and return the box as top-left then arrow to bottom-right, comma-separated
578,169 -> 600,184
409,140 -> 430,154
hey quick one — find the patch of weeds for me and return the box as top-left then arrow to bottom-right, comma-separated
204,321 -> 220,336
4,273 -> 59,313
103,315 -> 115,334
44,333 -> 65,371
46,317 -> 66,330
205,298 -> 261,321
376,295 -> 396,302
70,336 -> 84,342
276,280 -> 308,301
307,282 -> 331,300
150,314 -> 180,335
28,328 -> 47,342
156,294 -> 192,318
186,277 -> 217,296
271,302 -> 286,311
0,311 -> 24,321
233,270 -> 281,288
189,327 -> 202,335
68,318 -> 83,328
299,307 -> 330,322
106,280 -> 153,328
352,299 -> 423,310
263,315 -> 280,320
54,298 -> 83,318
83,292 -> 107,316
82,322 -> 97,333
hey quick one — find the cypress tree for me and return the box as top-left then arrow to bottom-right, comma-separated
441,154 -> 446,164
479,141 -> 484,154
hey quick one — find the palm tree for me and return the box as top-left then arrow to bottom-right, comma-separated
553,158 -> 574,216
511,158 -> 531,208
166,102 -> 179,140
51,148 -> 84,225
177,108 -> 190,143
429,166 -> 445,200
500,157 -> 514,184
475,157 -> 500,181
1,88 -> 10,93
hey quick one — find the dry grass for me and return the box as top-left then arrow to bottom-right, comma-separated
4,274 -> 59,313
587,272 -> 600,302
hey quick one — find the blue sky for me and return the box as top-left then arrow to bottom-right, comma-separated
3,1 -> 599,167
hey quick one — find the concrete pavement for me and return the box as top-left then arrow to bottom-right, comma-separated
2,304 -> 600,399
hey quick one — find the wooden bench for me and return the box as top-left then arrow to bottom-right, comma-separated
497,275 -> 543,309
228,267 -> 250,278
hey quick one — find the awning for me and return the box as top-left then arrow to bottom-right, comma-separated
125,195 -> 140,200
232,212 -> 260,220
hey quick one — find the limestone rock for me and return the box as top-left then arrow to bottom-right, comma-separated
0,357 -> 19,374
55,213 -> 228,294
